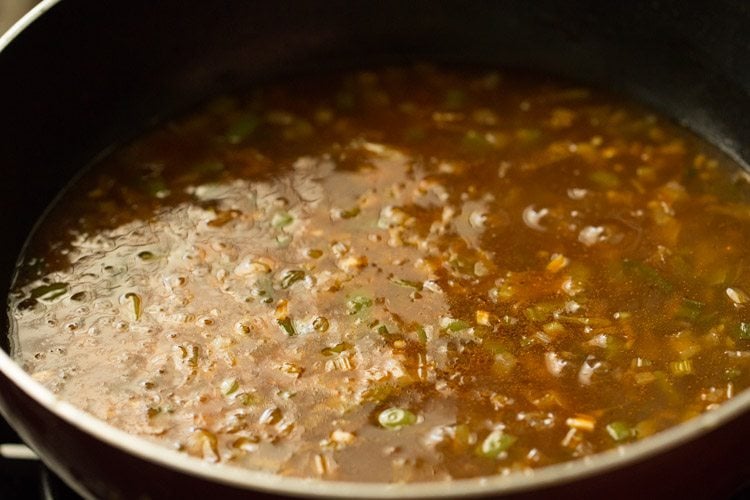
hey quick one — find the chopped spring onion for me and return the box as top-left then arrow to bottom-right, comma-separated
29,282 -> 68,301
489,283 -> 515,302
306,248 -> 323,259
738,322 -> 750,340
277,317 -> 297,336
335,91 -> 355,110
321,342 -> 352,356
462,130 -> 493,153
416,325 -> 428,344
234,392 -> 258,406
524,303 -> 557,322
675,298 -> 704,321
280,270 -> 305,289
605,421 -> 634,442
377,407 -> 417,430
272,211 -> 294,228
347,295 -> 372,315
220,377 -> 239,396
192,160 -> 225,176
445,319 -> 470,332
542,321 -> 566,336
375,324 -> 389,336
515,128 -> 541,144
137,250 -> 155,261
669,359 -> 694,376
124,292 -> 142,321
340,207 -> 361,219
276,234 -> 292,247
477,429 -> 517,458
622,259 -> 673,292
227,112 -> 260,144
390,277 -> 423,291
589,170 -> 621,188
312,316 -> 329,332
443,89 -> 466,110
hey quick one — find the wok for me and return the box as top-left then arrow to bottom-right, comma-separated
0,1 -> 749,498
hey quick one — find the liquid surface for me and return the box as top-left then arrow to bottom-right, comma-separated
10,65 -> 750,482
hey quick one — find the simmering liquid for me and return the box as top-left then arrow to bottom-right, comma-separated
10,65 -> 750,482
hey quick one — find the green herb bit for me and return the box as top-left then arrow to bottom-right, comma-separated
489,283 -> 515,302
277,389 -> 296,399
340,206 -> 361,219
605,421 -> 634,442
453,424 -> 474,448
280,270 -> 305,289
669,359 -> 694,376
390,277 -> 423,291
137,250 -> 155,261
622,259 -> 673,292
272,211 -> 294,228
604,335 -> 626,359
283,119 -> 314,141
515,128 -> 541,145
446,319 -> 470,332
725,367 -> 742,380
589,170 -> 621,189
227,112 -> 260,144
542,321 -> 566,336
30,282 -> 68,301
477,429 -> 517,458
375,324 -> 390,336
675,298 -> 704,321
220,377 -> 239,396
142,177 -> 169,198
483,339 -> 509,355
524,303 -> 557,322
276,234 -> 292,248
335,91 -> 355,110
234,392 -> 258,406
377,407 -> 417,430
185,345 -> 200,367
125,292 -> 142,321
738,322 -> 750,340
416,326 -> 428,344
462,130 -> 493,153
347,295 -> 373,315
652,370 -> 680,404
321,342 -> 352,356
492,351 -> 517,377
277,317 -> 297,336
443,89 -> 466,110
307,249 -> 323,259
312,316 -> 329,332
403,126 -> 426,142
192,160 -> 225,176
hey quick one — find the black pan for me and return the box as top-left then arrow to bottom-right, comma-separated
0,1 -> 749,498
